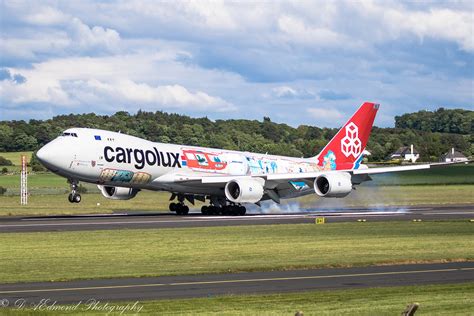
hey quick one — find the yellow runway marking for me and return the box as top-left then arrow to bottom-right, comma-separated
1,267 -> 473,294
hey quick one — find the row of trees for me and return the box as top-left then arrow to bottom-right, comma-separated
0,108 -> 472,162
395,108 -> 473,134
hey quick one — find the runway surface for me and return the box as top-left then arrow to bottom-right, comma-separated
0,262 -> 472,304
0,204 -> 473,233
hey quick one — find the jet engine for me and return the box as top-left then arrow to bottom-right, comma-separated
225,178 -> 264,203
98,185 -> 139,200
314,172 -> 352,198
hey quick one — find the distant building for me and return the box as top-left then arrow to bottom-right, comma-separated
439,148 -> 468,163
390,144 -> 419,163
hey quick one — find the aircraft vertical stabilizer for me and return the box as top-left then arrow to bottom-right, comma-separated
315,102 -> 379,170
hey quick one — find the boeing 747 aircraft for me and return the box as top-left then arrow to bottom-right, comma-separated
36,102 -> 462,215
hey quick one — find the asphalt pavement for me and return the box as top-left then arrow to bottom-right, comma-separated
0,204 -> 473,233
0,262 -> 472,304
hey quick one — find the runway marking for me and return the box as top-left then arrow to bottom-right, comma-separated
0,211 -> 426,229
1,267 -> 473,295
0,216 -> 308,228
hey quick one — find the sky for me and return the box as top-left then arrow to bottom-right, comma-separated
0,0 -> 473,127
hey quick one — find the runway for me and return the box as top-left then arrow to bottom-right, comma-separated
0,262 -> 472,304
0,204 -> 472,233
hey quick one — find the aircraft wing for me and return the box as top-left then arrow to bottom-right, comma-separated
159,160 -> 470,184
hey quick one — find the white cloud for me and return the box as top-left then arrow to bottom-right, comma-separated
273,86 -> 298,98
69,18 -> 120,52
271,86 -> 315,99
307,108 -> 345,121
0,1 -> 472,126
23,6 -> 69,25
0,54 -> 236,113
1,5 -> 121,61
354,1 -> 474,52
278,15 -> 348,48
66,79 -> 235,111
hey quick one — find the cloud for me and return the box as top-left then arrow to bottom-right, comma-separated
353,1 -> 474,52
23,6 -> 69,25
319,90 -> 351,100
272,86 -> 315,99
64,79 -> 235,112
306,108 -> 345,122
0,1 -> 472,127
277,15 -> 354,49
0,54 -> 236,114
0,5 -> 121,66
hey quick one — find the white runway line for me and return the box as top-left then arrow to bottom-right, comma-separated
0,211 -> 415,229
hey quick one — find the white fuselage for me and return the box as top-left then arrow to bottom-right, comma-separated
38,128 -> 325,198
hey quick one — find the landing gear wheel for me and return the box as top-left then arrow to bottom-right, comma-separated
73,194 -> 81,203
68,193 -> 81,203
201,205 -> 209,215
68,180 -> 81,203
181,205 -> 189,215
173,203 -> 189,215
238,206 -> 246,216
169,203 -> 177,212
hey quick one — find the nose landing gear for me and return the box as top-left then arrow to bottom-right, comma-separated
68,180 -> 81,203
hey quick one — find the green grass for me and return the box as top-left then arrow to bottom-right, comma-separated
129,283 -> 474,315
371,164 -> 474,185
0,151 -> 33,165
0,221 -> 472,284
1,283 -> 473,315
0,191 -> 179,216
0,151 -> 33,173
0,173 -> 70,190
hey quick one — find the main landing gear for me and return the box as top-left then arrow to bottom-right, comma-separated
169,193 -> 247,216
169,202 -> 189,215
201,204 -> 246,216
68,180 -> 81,203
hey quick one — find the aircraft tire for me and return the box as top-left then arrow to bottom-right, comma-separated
169,203 -> 177,213
201,205 -> 209,215
182,205 -> 189,215
227,205 -> 239,216
68,193 -> 74,203
209,206 -> 219,215
221,206 -> 230,216
73,194 -> 81,203
238,206 -> 246,216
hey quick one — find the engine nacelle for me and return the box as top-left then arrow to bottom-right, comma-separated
314,172 -> 352,198
225,178 -> 264,203
98,185 -> 139,200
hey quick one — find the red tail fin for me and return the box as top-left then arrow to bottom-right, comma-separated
315,102 -> 379,170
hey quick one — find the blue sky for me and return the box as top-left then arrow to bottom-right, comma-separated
0,0 -> 472,127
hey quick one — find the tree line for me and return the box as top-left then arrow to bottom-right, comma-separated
0,108 -> 472,162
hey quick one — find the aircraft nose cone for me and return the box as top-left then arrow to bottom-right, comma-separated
36,143 -> 56,169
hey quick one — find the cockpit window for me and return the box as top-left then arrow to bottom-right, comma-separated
62,132 -> 78,137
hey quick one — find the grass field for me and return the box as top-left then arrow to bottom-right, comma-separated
0,151 -> 33,173
1,221 -> 472,284
1,283 -> 473,315
371,164 -> 474,185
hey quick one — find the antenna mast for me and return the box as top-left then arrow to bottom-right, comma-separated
20,155 -> 28,205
